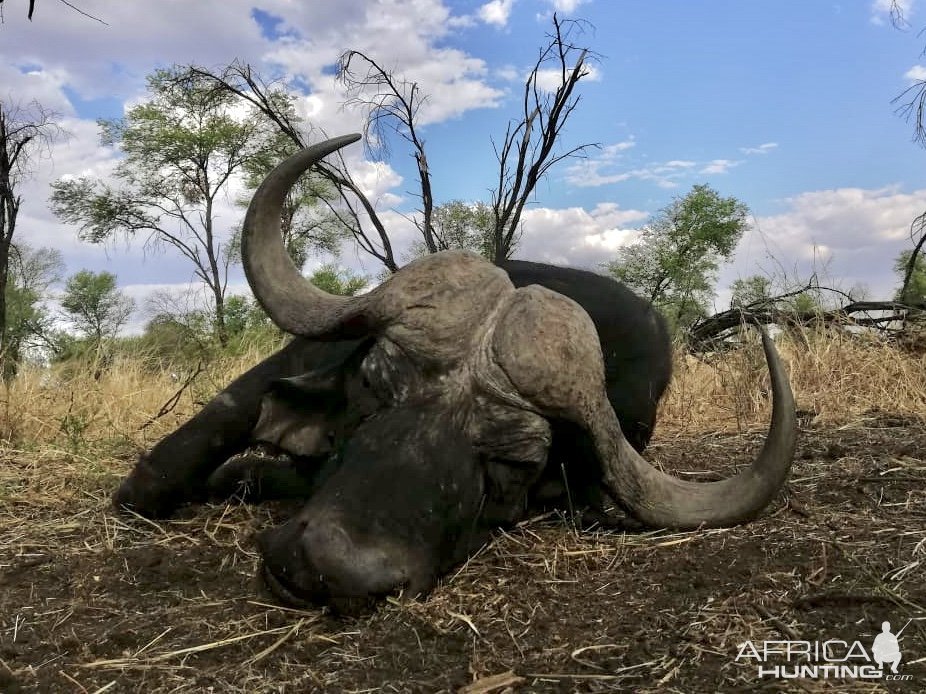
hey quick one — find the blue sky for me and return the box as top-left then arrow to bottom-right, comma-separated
1,0 -> 924,331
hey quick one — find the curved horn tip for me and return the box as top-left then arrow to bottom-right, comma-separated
303,133 -> 362,160
328,133 -> 362,149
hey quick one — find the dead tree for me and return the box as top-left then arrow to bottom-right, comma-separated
690,297 -> 925,352
490,15 -> 598,263
338,50 -> 439,256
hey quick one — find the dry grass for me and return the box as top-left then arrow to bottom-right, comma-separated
1,329 -> 924,692
1,344 -> 274,452
661,328 -> 926,434
3,327 -> 924,454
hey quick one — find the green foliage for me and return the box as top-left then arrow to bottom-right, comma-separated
1,245 -> 63,379
409,201 -> 496,260
606,184 -> 750,332
308,265 -> 368,296
60,270 -> 134,342
49,66 -> 273,345
895,249 -> 926,304
223,294 -> 272,336
730,273 -> 823,320
117,295 -> 282,373
730,275 -> 773,308
434,201 -> 495,258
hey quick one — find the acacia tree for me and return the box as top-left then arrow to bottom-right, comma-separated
0,98 -> 61,376
184,14 -> 596,273
60,270 -> 134,344
51,68 -> 266,345
407,201 -> 495,260
607,184 -> 750,331
307,264 -> 368,296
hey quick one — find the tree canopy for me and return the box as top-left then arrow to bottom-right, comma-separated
606,184 -> 750,332
50,67 -> 269,345
60,270 -> 134,343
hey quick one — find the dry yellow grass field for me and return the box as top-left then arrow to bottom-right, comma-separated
4,328 -> 924,451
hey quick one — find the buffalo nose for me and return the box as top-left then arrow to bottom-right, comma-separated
258,516 -> 415,606
301,520 -> 407,597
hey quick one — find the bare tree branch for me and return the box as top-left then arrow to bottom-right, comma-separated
338,50 -> 438,255
183,61 -> 398,271
0,0 -> 107,24
490,15 -> 599,263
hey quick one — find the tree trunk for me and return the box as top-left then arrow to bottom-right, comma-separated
0,181 -> 15,381
203,194 -> 228,346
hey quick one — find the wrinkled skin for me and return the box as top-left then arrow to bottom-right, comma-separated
116,135 -> 796,610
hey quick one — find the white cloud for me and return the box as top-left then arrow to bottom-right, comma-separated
534,63 -> 602,92
348,159 -> 405,207
567,139 -> 749,189
662,160 -> 696,168
905,65 -> 926,82
739,142 -> 778,155
3,2 -> 504,138
564,138 -> 635,186
479,0 -> 516,26
699,159 -> 742,175
567,143 -> 712,189
513,202 -> 648,268
719,186 -> 926,307
547,0 -> 587,11
495,65 -> 521,82
263,4 -> 505,131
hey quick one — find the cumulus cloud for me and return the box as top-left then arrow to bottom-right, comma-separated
513,202 -> 648,268
719,186 -> 926,307
479,0 -> 516,26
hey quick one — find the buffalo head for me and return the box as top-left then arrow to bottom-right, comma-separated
242,134 -> 797,609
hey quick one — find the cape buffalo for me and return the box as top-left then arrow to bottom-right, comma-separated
115,134 -> 796,611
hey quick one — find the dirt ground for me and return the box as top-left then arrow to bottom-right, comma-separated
1,413 -> 924,693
